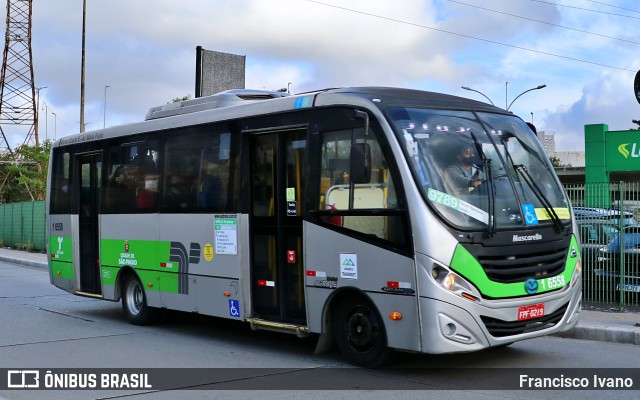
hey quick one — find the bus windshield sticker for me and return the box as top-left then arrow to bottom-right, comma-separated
535,207 -> 570,220
340,253 -> 358,279
522,204 -> 539,225
214,215 -> 238,255
427,188 -> 488,224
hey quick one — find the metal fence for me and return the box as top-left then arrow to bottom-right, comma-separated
565,182 -> 640,309
0,201 -> 46,252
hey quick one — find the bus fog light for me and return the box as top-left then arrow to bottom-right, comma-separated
445,323 -> 456,336
438,313 -> 478,345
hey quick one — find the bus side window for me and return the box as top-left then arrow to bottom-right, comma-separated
50,150 -> 71,214
158,130 -> 205,211
316,124 -> 404,244
197,132 -> 231,211
103,141 -> 159,213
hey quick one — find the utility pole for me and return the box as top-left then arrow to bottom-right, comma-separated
0,0 -> 37,200
0,0 -> 38,151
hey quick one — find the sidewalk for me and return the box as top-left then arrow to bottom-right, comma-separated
1,247 -> 639,346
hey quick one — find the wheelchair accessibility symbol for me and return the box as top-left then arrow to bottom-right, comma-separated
521,204 -> 539,225
229,299 -> 240,318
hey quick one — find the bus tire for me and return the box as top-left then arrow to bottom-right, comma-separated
333,296 -> 394,367
122,275 -> 160,325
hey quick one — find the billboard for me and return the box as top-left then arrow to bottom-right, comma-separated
604,131 -> 640,172
195,47 -> 246,97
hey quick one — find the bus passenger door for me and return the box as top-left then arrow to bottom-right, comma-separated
248,129 -> 307,324
75,153 -> 102,295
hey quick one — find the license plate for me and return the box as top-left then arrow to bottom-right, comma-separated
616,283 -> 640,293
518,303 -> 545,321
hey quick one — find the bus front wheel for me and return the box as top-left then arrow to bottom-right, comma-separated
122,275 -> 159,325
333,297 -> 394,367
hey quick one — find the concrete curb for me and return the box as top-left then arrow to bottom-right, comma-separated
0,255 -> 47,270
555,324 -> 640,346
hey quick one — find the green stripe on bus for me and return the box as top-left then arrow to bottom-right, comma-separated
100,239 -> 178,294
451,235 -> 580,298
50,260 -> 74,280
49,235 -> 73,263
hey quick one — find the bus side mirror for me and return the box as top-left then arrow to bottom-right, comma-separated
526,122 -> 537,134
350,143 -> 371,184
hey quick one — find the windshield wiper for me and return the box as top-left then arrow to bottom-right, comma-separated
468,131 -> 496,235
513,164 -> 564,232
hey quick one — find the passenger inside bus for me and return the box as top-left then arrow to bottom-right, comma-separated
106,164 -> 137,211
198,162 -> 223,209
165,174 -> 192,208
136,174 -> 159,210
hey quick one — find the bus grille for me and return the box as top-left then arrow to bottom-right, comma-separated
480,304 -> 568,338
473,241 -> 568,284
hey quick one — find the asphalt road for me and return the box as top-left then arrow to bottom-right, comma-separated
1,260 -> 639,400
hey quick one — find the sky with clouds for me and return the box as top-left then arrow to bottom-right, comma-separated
13,0 -> 640,152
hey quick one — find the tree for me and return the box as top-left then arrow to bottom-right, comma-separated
170,94 -> 191,104
0,140 -> 51,203
633,119 -> 640,130
549,155 -> 571,168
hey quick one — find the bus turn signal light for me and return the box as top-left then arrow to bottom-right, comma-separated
461,292 -> 478,302
223,292 -> 231,297
389,312 -> 402,321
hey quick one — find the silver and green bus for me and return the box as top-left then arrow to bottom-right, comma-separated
46,87 -> 582,367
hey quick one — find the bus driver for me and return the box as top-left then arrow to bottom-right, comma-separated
445,145 -> 485,194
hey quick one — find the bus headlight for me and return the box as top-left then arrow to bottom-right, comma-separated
431,265 -> 480,302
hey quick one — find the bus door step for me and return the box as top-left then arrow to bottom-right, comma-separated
246,318 -> 310,338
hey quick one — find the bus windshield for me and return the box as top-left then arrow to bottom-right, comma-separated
386,107 -> 569,231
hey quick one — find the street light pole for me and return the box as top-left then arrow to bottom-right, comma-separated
80,0 -> 87,133
463,84 -> 546,112
505,82 -> 508,110
52,112 -> 57,140
42,102 -> 48,141
461,86 -> 495,105
507,85 -> 546,111
103,85 -> 110,128
35,86 -> 47,140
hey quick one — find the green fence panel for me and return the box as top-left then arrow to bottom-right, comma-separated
32,201 -> 46,250
0,204 -> 6,247
0,201 -> 46,252
11,203 -> 22,248
22,201 -> 34,246
0,205 -> 5,247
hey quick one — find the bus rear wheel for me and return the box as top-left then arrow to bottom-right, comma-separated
122,275 -> 160,325
334,297 -> 394,367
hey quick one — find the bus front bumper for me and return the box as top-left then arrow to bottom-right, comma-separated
418,283 -> 582,354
